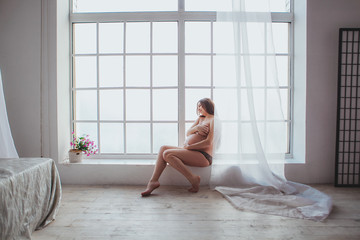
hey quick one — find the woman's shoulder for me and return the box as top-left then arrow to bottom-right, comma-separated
197,115 -> 214,125
207,115 -> 215,121
203,116 -> 214,125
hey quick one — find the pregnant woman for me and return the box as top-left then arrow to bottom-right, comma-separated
141,98 -> 215,196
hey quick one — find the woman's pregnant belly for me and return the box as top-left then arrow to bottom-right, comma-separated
184,133 -> 206,146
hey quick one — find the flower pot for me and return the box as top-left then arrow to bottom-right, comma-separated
69,149 -> 83,163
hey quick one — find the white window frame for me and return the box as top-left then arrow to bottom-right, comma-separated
70,0 -> 294,160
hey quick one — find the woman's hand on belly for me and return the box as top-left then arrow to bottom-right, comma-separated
184,133 -> 206,147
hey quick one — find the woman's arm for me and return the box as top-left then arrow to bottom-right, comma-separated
184,118 -> 214,150
186,117 -> 201,136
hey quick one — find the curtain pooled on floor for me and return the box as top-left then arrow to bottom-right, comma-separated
211,0 -> 332,221
0,69 -> 18,158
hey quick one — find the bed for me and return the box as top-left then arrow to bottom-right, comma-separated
0,158 -> 61,240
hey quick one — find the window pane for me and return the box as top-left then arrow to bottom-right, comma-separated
237,89 -> 269,122
126,89 -> 150,120
186,0 -> 290,12
247,22 -> 265,54
267,89 -> 289,121
270,0 -> 291,12
126,123 -> 151,153
213,55 -> 236,87
126,22 -> 150,53
253,89 -> 265,121
100,90 -> 123,120
250,56 -> 265,87
73,0 -> 178,13
241,123 -> 264,154
229,56 -> 264,87
100,123 -> 124,153
244,0 -> 271,12
153,56 -> 178,87
185,0 -> 232,11
240,89 -> 250,121
217,122 -> 238,154
213,89 -> 238,121
246,0 -> 290,12
99,56 -> 123,87
73,23 -> 96,54
267,56 -> 289,87
266,122 -> 287,153
213,22 -> 235,54
271,23 -> 289,54
185,56 -> 211,86
74,56 -> 97,88
185,22 -> 211,53
75,122 -> 98,147
218,89 -> 266,122
153,22 -> 178,53
99,23 -> 124,53
75,90 -> 97,120
276,56 -> 289,87
126,56 -> 150,87
153,123 -> 178,153
153,89 -> 178,121
185,89 -> 211,121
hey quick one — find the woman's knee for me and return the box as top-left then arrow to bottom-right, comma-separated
159,145 -> 171,154
163,149 -> 176,162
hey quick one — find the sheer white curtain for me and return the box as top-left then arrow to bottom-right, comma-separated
0,69 -> 18,158
211,0 -> 332,221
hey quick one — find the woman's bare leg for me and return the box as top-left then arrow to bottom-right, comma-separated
163,149 -> 209,193
141,145 -> 180,196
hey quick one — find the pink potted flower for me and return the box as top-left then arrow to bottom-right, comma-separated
69,132 -> 98,163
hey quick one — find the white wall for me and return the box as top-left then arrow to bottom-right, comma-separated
1,0 -> 360,185
285,0 -> 360,183
0,0 -> 42,157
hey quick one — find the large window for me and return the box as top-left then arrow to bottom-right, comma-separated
71,0 -> 293,159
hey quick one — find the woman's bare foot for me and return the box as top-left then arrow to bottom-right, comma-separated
141,181 -> 160,197
188,176 -> 201,193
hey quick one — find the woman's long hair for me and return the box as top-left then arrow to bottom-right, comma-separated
197,98 -> 215,116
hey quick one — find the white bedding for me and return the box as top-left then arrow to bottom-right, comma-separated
0,158 -> 61,239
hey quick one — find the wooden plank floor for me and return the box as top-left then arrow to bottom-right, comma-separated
32,184 -> 360,240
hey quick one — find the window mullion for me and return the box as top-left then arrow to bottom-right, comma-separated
210,20 -> 214,100
70,12 -> 217,23
179,0 -> 184,12
96,22 -> 101,154
178,18 -> 186,145
264,22 -> 268,154
289,20 -> 294,155
150,22 -> 154,153
270,12 -> 293,22
123,21 -> 127,154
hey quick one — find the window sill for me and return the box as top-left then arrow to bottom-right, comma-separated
62,159 -> 156,165
61,157 -> 304,165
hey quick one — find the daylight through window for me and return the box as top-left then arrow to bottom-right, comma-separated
71,0 -> 293,159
